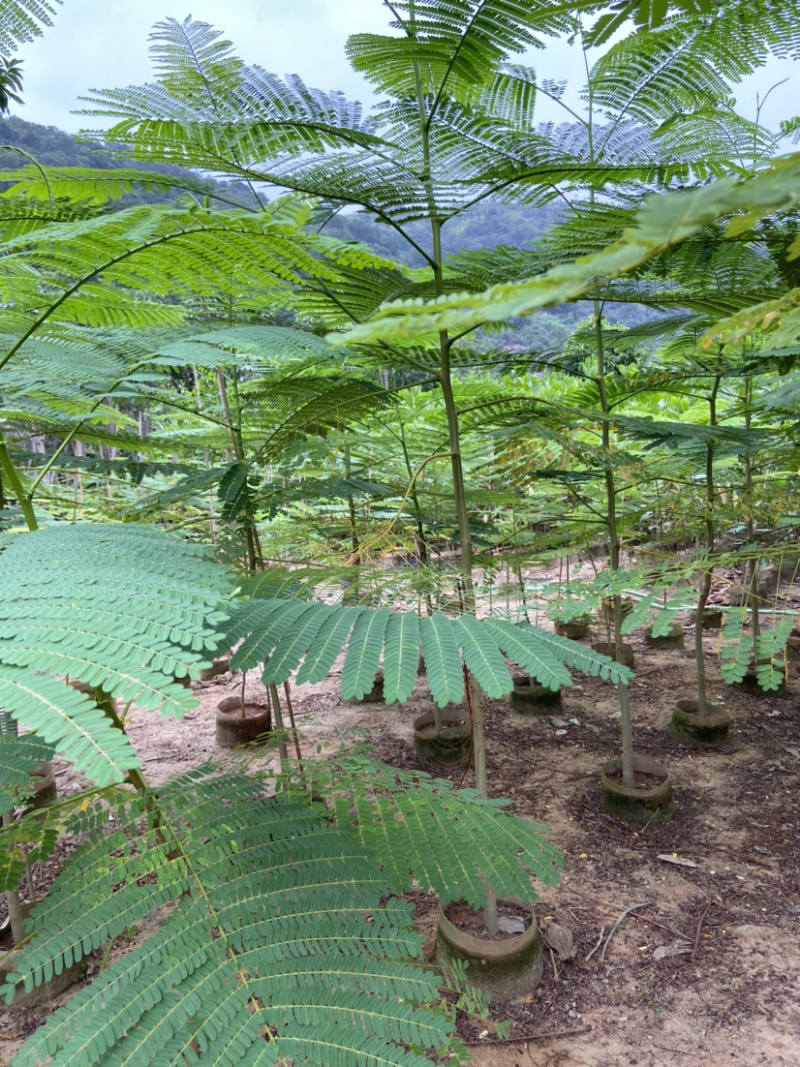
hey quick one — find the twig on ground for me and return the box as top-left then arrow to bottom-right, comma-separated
632,912 -> 690,942
549,944 -> 559,980
600,903 -> 647,964
585,924 -> 605,962
692,898 -> 712,961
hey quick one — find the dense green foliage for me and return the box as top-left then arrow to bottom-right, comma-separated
2,1 -> 800,1064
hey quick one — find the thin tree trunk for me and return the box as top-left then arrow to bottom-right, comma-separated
594,308 -> 635,788
695,375 -> 721,721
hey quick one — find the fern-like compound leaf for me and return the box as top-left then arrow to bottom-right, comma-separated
337,154 -> 800,343
10,766 -> 470,1067
0,524 -> 233,785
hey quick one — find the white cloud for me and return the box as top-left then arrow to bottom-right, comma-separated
14,0 -> 389,131
10,1 -> 798,139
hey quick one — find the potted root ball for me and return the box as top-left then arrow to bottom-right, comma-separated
508,674 -> 561,714
200,653 -> 231,681
216,671 -> 272,748
600,753 -> 673,824
436,898 -> 542,1002
555,614 -> 591,640
413,705 -> 471,770
644,623 -> 685,650
688,605 -> 724,630
353,669 -> 385,704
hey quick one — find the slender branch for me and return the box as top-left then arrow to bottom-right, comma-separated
0,436 -> 38,530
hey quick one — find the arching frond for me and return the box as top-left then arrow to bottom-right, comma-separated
337,154 -> 800,342
0,525 -> 233,786
0,163 -> 239,208
0,0 -> 60,53
346,1 -> 568,101
8,754 -> 563,1066
226,600 -> 632,707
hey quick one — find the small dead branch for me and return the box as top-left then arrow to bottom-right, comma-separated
692,898 -> 712,961
584,924 -> 605,963
631,911 -> 690,942
600,903 -> 647,964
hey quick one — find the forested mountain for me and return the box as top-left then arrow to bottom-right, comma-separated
0,114 -> 258,208
320,199 -> 564,266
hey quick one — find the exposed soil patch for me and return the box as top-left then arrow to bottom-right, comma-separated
2,609 -> 800,1067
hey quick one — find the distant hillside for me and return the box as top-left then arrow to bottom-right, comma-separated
0,117 -> 650,341
321,199 -> 564,267
0,115 -> 258,209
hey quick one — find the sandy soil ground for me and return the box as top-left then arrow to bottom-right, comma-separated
2,598 -> 799,1067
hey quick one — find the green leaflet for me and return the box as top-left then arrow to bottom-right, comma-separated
382,613 -> 420,705
341,608 -> 391,701
230,600 -> 310,672
486,619 -> 572,691
295,606 -> 364,686
454,614 -> 514,698
419,614 -> 465,708
260,604 -> 338,685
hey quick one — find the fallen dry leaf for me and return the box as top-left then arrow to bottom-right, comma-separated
657,853 -> 698,868
653,940 -> 692,960
542,920 -> 576,961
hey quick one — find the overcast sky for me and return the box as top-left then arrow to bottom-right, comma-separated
11,1 -> 799,137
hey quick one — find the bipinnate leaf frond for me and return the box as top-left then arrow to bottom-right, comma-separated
0,730 -> 55,816
11,762 -> 540,1066
719,612 -> 793,691
150,322 -> 344,369
336,153 -> 800,344
347,1 -> 568,101
0,163 -> 233,209
319,753 -> 562,909
80,17 -> 381,171
0,524 -> 233,786
227,601 -> 631,707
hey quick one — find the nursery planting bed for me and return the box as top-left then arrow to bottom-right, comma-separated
2,622 -> 799,1067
